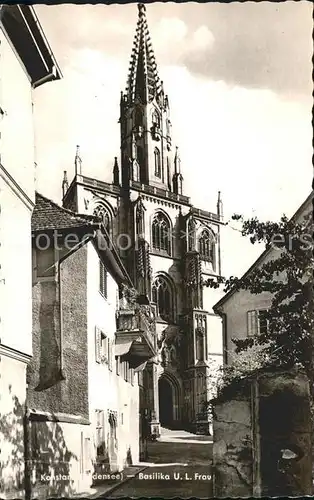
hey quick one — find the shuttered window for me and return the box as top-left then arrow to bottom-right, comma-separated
247,310 -> 269,336
95,410 -> 105,457
95,327 -> 111,364
95,327 -> 101,363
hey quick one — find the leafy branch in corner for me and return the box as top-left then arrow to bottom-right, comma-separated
204,210 -> 314,384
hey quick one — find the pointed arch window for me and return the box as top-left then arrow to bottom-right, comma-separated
152,109 -> 161,128
93,205 -> 112,236
152,212 -> 171,255
188,218 -> 196,252
152,275 -> 173,322
196,328 -> 205,361
134,107 -> 143,127
167,157 -> 171,191
198,229 -> 215,264
154,147 -> 161,178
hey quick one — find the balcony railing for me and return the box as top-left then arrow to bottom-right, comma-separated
130,180 -> 190,205
190,206 -> 220,222
116,303 -> 157,353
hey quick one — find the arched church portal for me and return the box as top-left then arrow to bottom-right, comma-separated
158,373 -> 180,429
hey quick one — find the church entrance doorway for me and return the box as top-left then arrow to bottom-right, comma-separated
158,377 -> 174,428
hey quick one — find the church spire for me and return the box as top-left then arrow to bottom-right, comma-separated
125,3 -> 162,104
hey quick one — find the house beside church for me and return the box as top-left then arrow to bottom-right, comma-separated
213,192 -> 313,366
0,6 -> 61,499
27,192 -> 156,497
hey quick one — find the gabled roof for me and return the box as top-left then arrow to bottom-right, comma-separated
124,3 -> 162,103
213,191 -> 313,311
32,193 -> 133,287
32,192 -> 95,232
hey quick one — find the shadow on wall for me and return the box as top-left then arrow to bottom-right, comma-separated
37,283 -> 62,390
30,417 -> 78,498
0,384 -> 80,498
0,385 -> 25,497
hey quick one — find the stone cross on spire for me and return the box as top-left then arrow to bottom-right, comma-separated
125,2 -> 162,103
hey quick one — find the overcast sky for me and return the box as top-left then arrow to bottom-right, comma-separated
33,1 -> 312,279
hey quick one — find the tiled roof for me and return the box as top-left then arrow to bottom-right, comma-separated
32,192 -> 95,232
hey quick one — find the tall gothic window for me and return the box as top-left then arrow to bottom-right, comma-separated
154,148 -> 161,178
152,212 -> 171,255
196,329 -> 205,361
188,218 -> 196,252
167,157 -> 171,191
134,107 -> 143,127
94,205 -> 111,235
152,275 -> 173,322
152,109 -> 160,128
198,229 -> 215,263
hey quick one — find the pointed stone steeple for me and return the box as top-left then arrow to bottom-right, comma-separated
217,191 -> 223,220
62,170 -> 69,199
120,3 -> 175,190
173,146 -> 183,195
113,157 -> 120,185
125,3 -> 162,104
74,145 -> 82,175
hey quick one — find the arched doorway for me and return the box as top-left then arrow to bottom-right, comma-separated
158,377 -> 173,428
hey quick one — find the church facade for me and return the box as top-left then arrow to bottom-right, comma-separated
63,3 -> 223,435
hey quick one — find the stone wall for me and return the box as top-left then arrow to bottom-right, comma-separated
212,369 -> 312,497
28,245 -> 88,418
212,381 -> 253,497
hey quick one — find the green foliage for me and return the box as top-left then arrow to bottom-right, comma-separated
205,209 -> 313,383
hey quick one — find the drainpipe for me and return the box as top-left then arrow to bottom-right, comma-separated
58,230 -> 96,379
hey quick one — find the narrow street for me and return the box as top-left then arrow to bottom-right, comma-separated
101,428 -> 213,498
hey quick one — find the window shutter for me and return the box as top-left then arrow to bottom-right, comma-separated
247,310 -> 258,336
95,327 -> 101,363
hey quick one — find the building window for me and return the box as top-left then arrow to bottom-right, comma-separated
99,260 -> 108,299
152,212 -> 171,255
167,157 -> 171,190
35,247 -> 56,278
198,229 -> 215,263
154,147 -> 161,178
188,218 -> 196,252
196,329 -> 205,361
152,275 -> 173,322
84,437 -> 92,473
152,109 -> 160,128
108,339 -> 113,370
134,107 -> 143,127
122,361 -> 129,382
94,205 -> 111,235
95,410 -> 105,457
95,327 -> 110,364
247,310 -> 269,337
116,355 -> 120,376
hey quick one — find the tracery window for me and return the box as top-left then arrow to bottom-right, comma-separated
93,205 -> 112,235
152,212 -> 171,255
152,275 -> 173,322
154,147 -> 161,178
188,218 -> 196,252
134,107 -> 143,127
152,109 -> 161,128
198,229 -> 215,263
196,329 -> 205,361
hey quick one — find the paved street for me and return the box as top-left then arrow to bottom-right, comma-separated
101,428 -> 213,498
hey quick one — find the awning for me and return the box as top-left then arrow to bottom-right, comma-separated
114,339 -> 134,357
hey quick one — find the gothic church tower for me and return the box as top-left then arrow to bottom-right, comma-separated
62,3 -> 224,435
